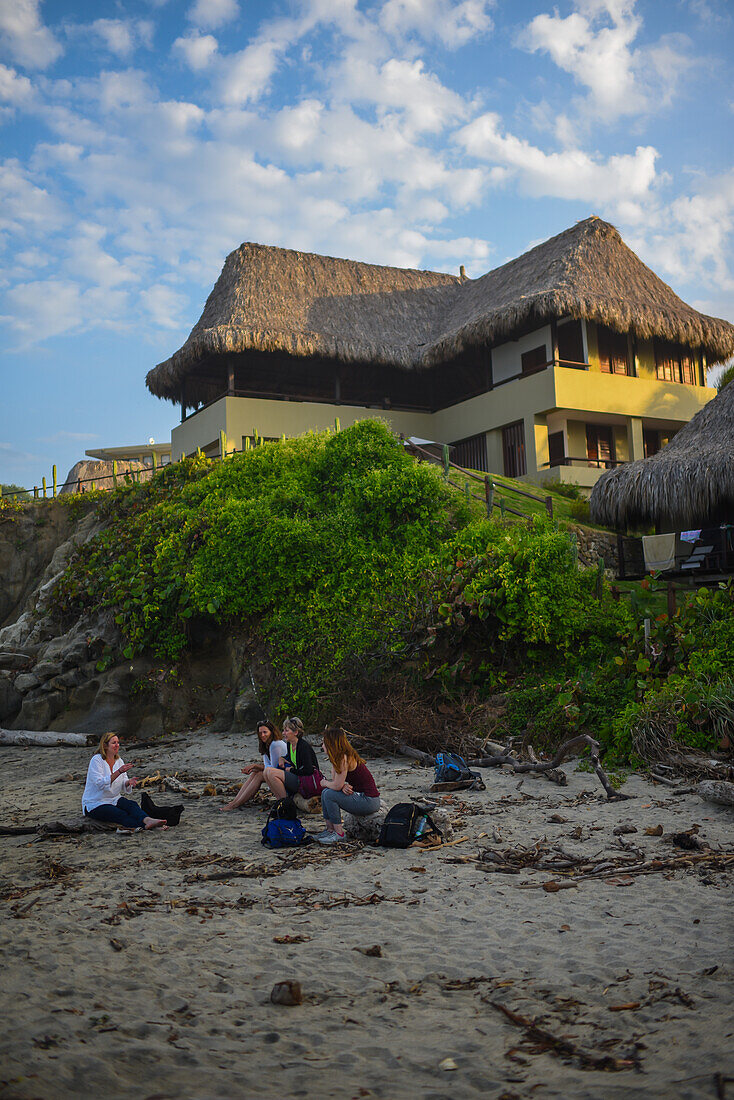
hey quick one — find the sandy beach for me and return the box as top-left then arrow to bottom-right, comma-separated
0,731 -> 732,1100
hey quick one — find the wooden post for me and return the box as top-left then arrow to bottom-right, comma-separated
42,476 -> 47,499
596,557 -> 605,600
617,533 -> 626,580
545,495 -> 553,519
52,465 -> 57,498
34,486 -> 38,500
112,460 -> 117,488
484,476 -> 494,517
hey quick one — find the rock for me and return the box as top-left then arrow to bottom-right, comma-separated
13,690 -> 65,729
270,981 -> 302,1006
343,800 -> 388,841
33,660 -> 63,682
232,682 -> 263,731
0,652 -> 32,670
14,673 -> 40,694
0,674 -> 22,723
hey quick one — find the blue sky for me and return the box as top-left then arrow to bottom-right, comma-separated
1,0 -> 733,489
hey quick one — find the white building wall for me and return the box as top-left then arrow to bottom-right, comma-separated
492,324 -> 552,384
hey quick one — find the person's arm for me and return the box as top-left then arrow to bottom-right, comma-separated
320,757 -> 348,791
292,740 -> 318,776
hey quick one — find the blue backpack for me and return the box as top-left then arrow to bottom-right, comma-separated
434,752 -> 473,784
261,805 -> 309,848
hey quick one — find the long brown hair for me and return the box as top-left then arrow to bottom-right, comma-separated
256,720 -> 279,754
97,731 -> 120,760
323,727 -> 363,772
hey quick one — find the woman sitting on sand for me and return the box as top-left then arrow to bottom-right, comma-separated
82,732 -> 167,831
263,717 -> 322,801
317,727 -> 380,845
220,720 -> 287,812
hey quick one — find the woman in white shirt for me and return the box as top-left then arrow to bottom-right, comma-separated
82,731 -> 167,831
220,720 -> 288,811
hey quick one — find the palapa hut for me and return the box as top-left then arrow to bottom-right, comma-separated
148,217 -> 734,490
589,380 -> 734,532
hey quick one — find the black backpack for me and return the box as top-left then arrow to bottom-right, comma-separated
378,802 -> 442,848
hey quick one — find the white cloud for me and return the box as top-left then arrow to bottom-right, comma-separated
0,62 -> 33,105
333,56 -> 467,134
0,158 -> 67,234
37,430 -> 99,442
458,112 -> 658,204
380,0 -> 494,48
172,32 -> 218,71
518,0 -> 695,123
89,19 -> 153,59
187,0 -> 238,32
0,0 -> 62,70
143,283 -> 188,328
218,39 -> 281,104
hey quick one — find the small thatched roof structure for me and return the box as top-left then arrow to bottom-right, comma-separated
147,216 -> 734,403
589,381 -> 734,531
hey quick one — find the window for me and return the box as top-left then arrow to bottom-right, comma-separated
643,429 -> 660,458
521,345 -> 547,375
557,320 -> 585,365
503,421 -> 526,477
548,431 -> 565,468
597,325 -> 631,375
654,340 -> 698,384
451,432 -> 488,472
586,424 -> 615,468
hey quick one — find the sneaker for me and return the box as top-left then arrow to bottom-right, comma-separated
317,831 -> 344,845
314,829 -> 332,841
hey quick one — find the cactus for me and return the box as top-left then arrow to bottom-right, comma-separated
52,465 -> 57,498
152,451 -> 158,474
334,417 -> 341,433
42,476 -> 47,498
112,460 -> 117,488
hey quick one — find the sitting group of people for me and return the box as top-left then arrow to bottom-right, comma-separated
82,718 -> 380,844
221,718 -> 380,844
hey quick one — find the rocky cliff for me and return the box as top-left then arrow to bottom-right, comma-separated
0,503 -> 261,737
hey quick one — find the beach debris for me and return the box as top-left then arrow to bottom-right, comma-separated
668,831 -> 705,851
644,825 -> 663,836
697,780 -> 734,807
486,1000 -> 640,1073
438,1057 -> 458,1071
613,824 -> 637,835
465,734 -> 631,801
354,945 -> 382,957
109,938 -> 125,951
270,981 -> 302,1006
273,934 -> 311,944
548,814 -> 568,824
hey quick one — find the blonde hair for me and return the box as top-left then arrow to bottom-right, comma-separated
283,716 -> 304,738
323,727 -> 363,772
97,731 -> 120,760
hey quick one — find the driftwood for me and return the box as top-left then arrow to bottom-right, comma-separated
399,734 -> 629,802
486,1000 -> 639,1072
0,729 -> 91,747
697,780 -> 734,807
0,817 -> 116,837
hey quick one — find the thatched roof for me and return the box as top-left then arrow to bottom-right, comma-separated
147,217 -> 734,400
589,381 -> 734,531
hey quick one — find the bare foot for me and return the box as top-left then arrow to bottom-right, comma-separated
143,816 -> 168,830
220,804 -> 234,812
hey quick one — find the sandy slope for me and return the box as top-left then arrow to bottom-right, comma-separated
0,731 -> 732,1100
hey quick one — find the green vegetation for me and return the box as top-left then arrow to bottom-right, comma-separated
50,420 -> 733,759
715,362 -> 734,392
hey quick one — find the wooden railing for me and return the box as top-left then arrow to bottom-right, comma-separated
403,438 -> 553,521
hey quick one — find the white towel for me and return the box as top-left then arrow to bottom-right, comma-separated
642,533 -> 676,572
